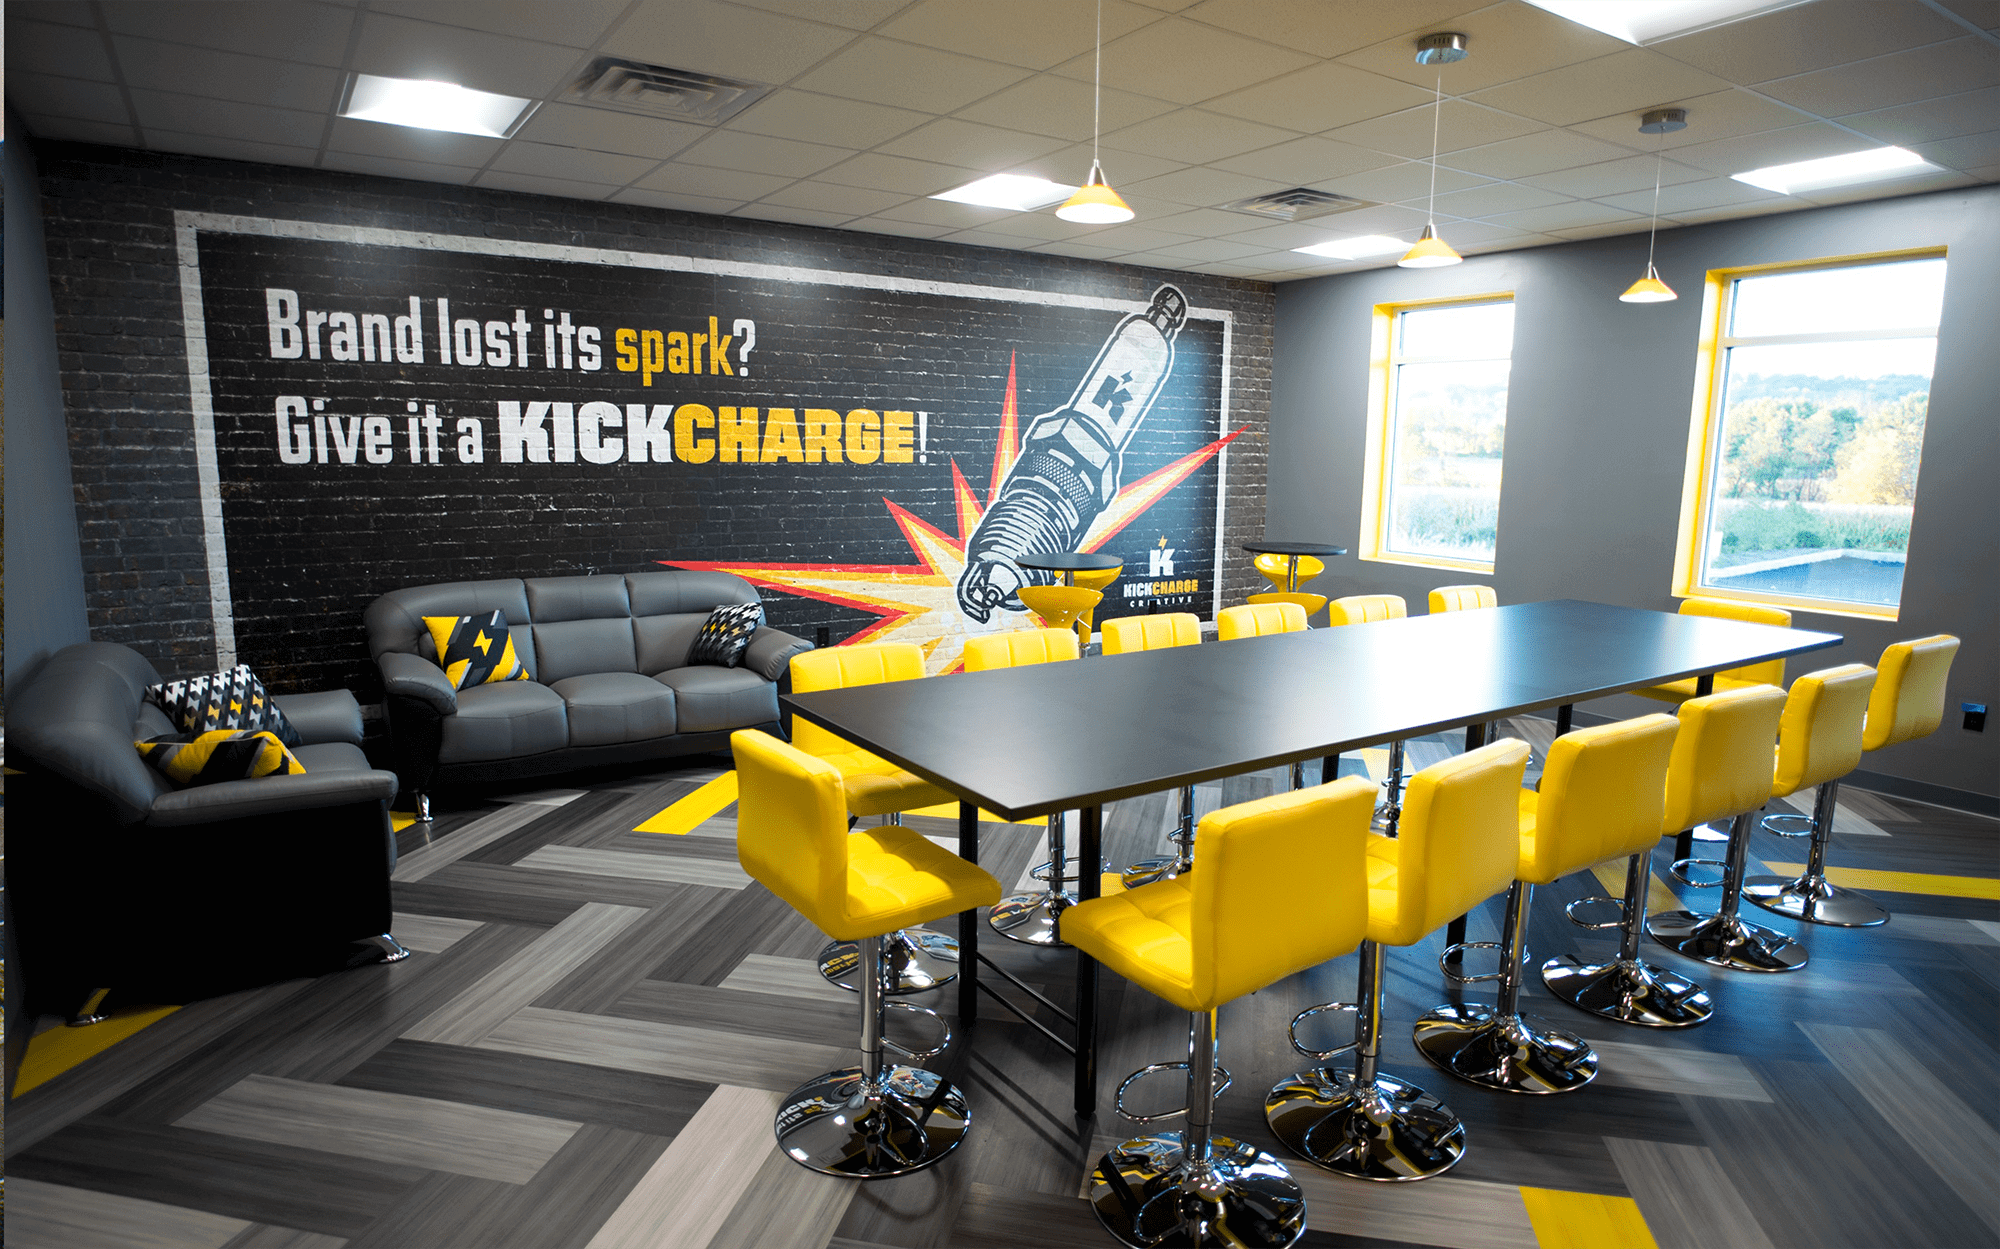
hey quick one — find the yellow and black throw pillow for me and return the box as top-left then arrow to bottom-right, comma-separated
146,664 -> 302,746
137,729 -> 306,788
423,610 -> 532,689
686,602 -> 764,668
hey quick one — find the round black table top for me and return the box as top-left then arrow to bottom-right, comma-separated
1242,540 -> 1348,557
1015,551 -> 1124,572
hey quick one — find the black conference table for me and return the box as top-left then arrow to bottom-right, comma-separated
783,599 -> 1842,1121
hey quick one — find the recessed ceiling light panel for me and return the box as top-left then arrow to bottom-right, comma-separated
933,174 -> 1076,212
1732,146 -> 1939,195
1293,235 -> 1409,260
1521,0 -> 1812,45
339,73 -> 538,139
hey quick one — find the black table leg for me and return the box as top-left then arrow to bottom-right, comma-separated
1075,803 -> 1102,1123
959,800 -> 979,1025
1445,914 -> 1468,950
1321,756 -> 1338,785
1696,673 -> 1715,697
1556,703 -> 1573,737
1441,723 -> 1488,950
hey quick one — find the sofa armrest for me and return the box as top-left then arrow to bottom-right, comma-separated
745,627 -> 813,683
273,689 -> 364,746
378,651 -> 457,716
145,769 -> 399,827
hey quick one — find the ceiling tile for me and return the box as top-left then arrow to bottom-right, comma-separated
633,163 -> 795,200
1119,164 -> 1291,208
673,130 -> 857,178
874,0 -> 1158,70
1144,205 -> 1299,235
1202,62 -> 1437,135
1547,218 -> 1662,240
127,90 -> 325,147
866,197 -> 1017,228
512,103 -> 708,161
17,116 -> 141,146
953,77 -> 1177,144
1597,175 -> 1788,215
98,1 -> 354,67
326,117 -> 504,166
843,217 -> 958,240
474,170 -> 620,199
1522,154 -> 1727,198
1183,0 -> 1488,60
876,118 -> 1071,169
1651,0 -> 1965,83
1219,218 -> 1382,249
1467,49 -> 1731,126
1281,202 -> 1434,237
1026,239 -> 1139,261
610,186 -> 749,215
754,181 -> 913,216
1054,16 -> 1317,105
1440,128 -> 1633,179
1425,219 -> 1541,246
8,19 -> 119,81
1056,222 -> 1202,250
1933,0 -> 2000,27
1324,101 -> 1543,160
1759,37 -> 2000,117
1482,200 -> 1647,232
1208,135 -> 1402,184
1911,131 -> 2000,170
6,74 -> 132,126
791,37 -> 1034,112
1420,182 -> 1570,218
1311,160 -> 1491,203
111,39 -> 343,113
368,0 -> 625,48
7,2 -> 96,26
487,141 -> 658,185
1566,88 -> 1814,149
132,128 -> 318,168
1838,86 -> 2000,146
1139,237 -> 1271,261
815,150 -> 977,194
1661,200 -> 1798,226
1038,142 -> 1184,186
1336,0 -> 1632,94
723,0 -> 916,30
1793,169 -> 1980,205
730,203 -> 857,228
604,0 -> 864,85
1664,123 -> 1876,176
351,10 -> 586,98
938,226 -> 1052,249
961,212 -> 1097,241
322,150 -> 481,183
731,90 -> 929,148
1099,109 -> 1300,165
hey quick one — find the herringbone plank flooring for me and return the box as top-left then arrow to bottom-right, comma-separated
8,720 -> 1997,1248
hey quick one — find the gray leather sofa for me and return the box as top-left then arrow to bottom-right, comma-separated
364,570 -> 811,810
7,642 -> 405,1019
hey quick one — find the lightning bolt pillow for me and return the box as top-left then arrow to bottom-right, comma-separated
137,729 -> 306,787
146,664 -> 302,747
423,610 -> 532,689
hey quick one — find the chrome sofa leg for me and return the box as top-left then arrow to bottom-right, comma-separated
360,933 -> 412,963
68,988 -> 113,1027
415,792 -> 432,822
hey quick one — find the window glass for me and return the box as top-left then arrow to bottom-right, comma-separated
1382,300 -> 1513,566
1701,257 -> 1944,611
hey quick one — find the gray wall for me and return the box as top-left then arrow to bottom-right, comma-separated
3,111 -> 91,694
1269,183 -> 1998,802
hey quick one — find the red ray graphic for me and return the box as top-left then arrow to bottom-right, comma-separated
950,458 -> 983,541
988,352 -> 1019,506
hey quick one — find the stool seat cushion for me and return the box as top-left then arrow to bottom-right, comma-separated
845,769 -> 954,819
844,825 -> 1003,937
1632,674 -> 1773,704
1062,876 -> 1197,1008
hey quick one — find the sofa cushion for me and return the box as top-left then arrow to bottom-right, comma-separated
635,612 -> 711,675
293,742 -> 380,775
426,611 -> 533,688
146,741 -> 397,826
272,689 -> 365,747
138,730 -> 305,787
627,570 -> 759,616
550,673 -> 678,746
533,618 -> 639,684
148,664 -> 302,746
527,574 -> 631,622
439,681 -> 569,763
364,579 -> 537,679
653,666 -> 778,733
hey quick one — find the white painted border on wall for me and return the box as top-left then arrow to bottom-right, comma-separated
173,210 -> 1237,663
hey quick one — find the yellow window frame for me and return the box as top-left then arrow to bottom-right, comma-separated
1359,290 -> 1515,575
1668,246 -> 1946,623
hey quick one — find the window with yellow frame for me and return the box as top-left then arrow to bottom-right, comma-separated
1359,293 -> 1515,573
1670,249 -> 1946,621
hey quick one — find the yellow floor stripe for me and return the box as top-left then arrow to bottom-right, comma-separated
636,772 -> 740,835
901,801 -> 1044,827
1762,862 -> 2000,900
391,812 -> 417,833
13,1006 -> 180,1097
1520,1186 -> 1659,1249
1589,861 -> 1682,917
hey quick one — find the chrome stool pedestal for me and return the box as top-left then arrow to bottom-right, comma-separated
819,929 -> 960,994
778,934 -> 971,1178
1091,1011 -> 1306,1247
1541,853 -> 1713,1027
1123,785 -> 1196,889
1744,780 -> 1889,928
990,810 -> 1077,947
1649,812 -> 1808,973
1372,741 -> 1406,835
1265,941 -> 1466,1181
1414,883 -> 1598,1094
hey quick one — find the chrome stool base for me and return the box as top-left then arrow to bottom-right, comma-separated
1742,874 -> 1888,927
775,1064 -> 970,1178
1539,955 -> 1713,1028
819,930 -> 959,994
1648,909 -> 1807,973
988,891 -> 1076,946
1264,1070 -> 1465,1181
1089,1134 -> 1306,1248
1411,1004 -> 1598,1094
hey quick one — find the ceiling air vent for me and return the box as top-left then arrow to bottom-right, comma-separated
1225,188 -> 1373,222
564,57 -> 769,125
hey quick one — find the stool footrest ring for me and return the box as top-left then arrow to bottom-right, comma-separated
1564,896 -> 1627,930
1287,1002 -> 1361,1062
1669,857 -> 1727,888
1114,1060 -> 1233,1124
1440,941 -> 1505,983
1759,812 -> 1813,839
882,1001 -> 952,1061
1030,855 -> 1083,885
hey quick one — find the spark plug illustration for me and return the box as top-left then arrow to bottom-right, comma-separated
957,284 -> 1189,622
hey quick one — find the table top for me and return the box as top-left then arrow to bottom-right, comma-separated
1242,540 -> 1349,557
1014,551 -> 1125,573
784,599 -> 1841,821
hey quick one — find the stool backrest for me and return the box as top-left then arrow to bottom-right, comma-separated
1776,664 -> 1876,797
789,642 -> 927,757
1253,551 -> 1324,590
963,627 -> 1080,671
1101,612 -> 1201,654
1863,634 -> 1960,751
1663,684 -> 1788,833
1191,776 -> 1376,1008
1217,600 -> 1307,639
1377,739 -> 1530,947
1328,594 -> 1408,626
1525,715 -> 1679,883
1428,584 -> 1496,613
1679,597 -> 1792,688
732,729 -> 848,928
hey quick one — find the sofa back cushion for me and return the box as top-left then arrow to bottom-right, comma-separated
635,613 -> 713,675
365,580 -> 539,680
525,576 -> 639,684
628,571 -> 763,674
10,642 -> 173,824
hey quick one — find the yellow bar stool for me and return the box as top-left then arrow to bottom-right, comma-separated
964,627 -> 1083,947
1747,636 -> 1958,926
1102,612 -> 1204,887
1248,591 -> 1328,621
1254,550 -> 1325,594
791,644 -> 962,994
1645,684 -> 1799,972
1329,594 -> 1411,827
1018,584 -> 1105,652
732,730 -> 1001,1177
1217,599 -> 1308,639
1066,776 -> 1378,1246
1414,715 -> 1679,1092
1073,564 -> 1123,648
1265,738 -> 1531,1182
1633,598 -> 1793,704
1428,584 -> 1496,613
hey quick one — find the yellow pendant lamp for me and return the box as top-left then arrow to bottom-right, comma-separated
1401,33 -> 1467,270
1620,108 -> 1687,303
1057,0 -> 1134,225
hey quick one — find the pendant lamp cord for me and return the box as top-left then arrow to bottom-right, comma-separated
1427,69 -> 1442,224
1646,147 -> 1663,271
1090,0 -> 1103,179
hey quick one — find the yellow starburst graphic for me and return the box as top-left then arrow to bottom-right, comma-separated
663,353 -> 1239,673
